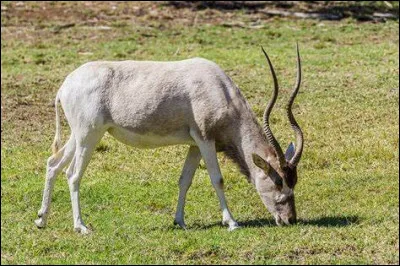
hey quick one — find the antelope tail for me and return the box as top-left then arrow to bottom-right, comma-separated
51,92 -> 62,157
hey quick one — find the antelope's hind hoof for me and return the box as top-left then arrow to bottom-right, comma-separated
173,219 -> 187,230
34,218 -> 46,228
74,225 -> 91,235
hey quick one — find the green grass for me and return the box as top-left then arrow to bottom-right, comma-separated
1,2 -> 399,264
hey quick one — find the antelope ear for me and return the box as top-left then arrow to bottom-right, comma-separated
252,153 -> 271,173
285,142 -> 296,162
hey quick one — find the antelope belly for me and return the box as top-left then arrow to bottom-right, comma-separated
107,126 -> 196,148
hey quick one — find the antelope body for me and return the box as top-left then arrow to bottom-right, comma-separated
35,46 -> 304,233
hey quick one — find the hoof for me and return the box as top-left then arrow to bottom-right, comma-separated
228,225 -> 240,232
222,219 -> 240,231
228,224 -> 240,231
74,225 -> 91,235
34,218 -> 46,228
173,219 -> 187,230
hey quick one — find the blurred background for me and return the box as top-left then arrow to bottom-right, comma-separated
2,1 -> 399,29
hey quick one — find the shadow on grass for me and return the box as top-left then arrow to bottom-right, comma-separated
188,218 -> 276,230
299,215 -> 360,227
177,215 -> 360,230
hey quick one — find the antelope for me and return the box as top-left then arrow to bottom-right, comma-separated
35,44 -> 304,234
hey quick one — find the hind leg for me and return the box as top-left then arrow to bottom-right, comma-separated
174,146 -> 202,229
67,129 -> 105,234
35,135 -> 76,228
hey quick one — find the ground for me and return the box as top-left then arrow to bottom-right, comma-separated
1,1 -> 399,264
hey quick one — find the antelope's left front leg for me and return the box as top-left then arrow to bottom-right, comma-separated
190,131 -> 239,231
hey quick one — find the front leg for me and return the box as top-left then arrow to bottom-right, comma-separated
190,131 -> 240,231
174,146 -> 202,229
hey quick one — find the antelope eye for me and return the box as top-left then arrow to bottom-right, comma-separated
272,176 -> 283,189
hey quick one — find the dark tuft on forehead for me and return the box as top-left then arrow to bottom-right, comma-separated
285,165 -> 298,188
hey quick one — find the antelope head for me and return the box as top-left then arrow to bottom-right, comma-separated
252,44 -> 304,226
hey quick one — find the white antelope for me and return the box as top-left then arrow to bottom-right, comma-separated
35,45 -> 304,233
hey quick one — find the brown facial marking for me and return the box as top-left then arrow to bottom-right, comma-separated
284,165 -> 297,189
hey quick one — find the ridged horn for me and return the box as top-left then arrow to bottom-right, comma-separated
261,46 -> 286,168
286,43 -> 304,167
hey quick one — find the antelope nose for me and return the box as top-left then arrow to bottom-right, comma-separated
288,216 -> 297,225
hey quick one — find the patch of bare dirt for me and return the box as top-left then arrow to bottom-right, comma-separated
1,1 -> 241,28
1,2 -> 397,37
169,1 -> 399,20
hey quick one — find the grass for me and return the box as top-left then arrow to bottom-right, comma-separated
1,2 -> 399,264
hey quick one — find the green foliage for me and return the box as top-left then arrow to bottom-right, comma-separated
1,4 -> 398,264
